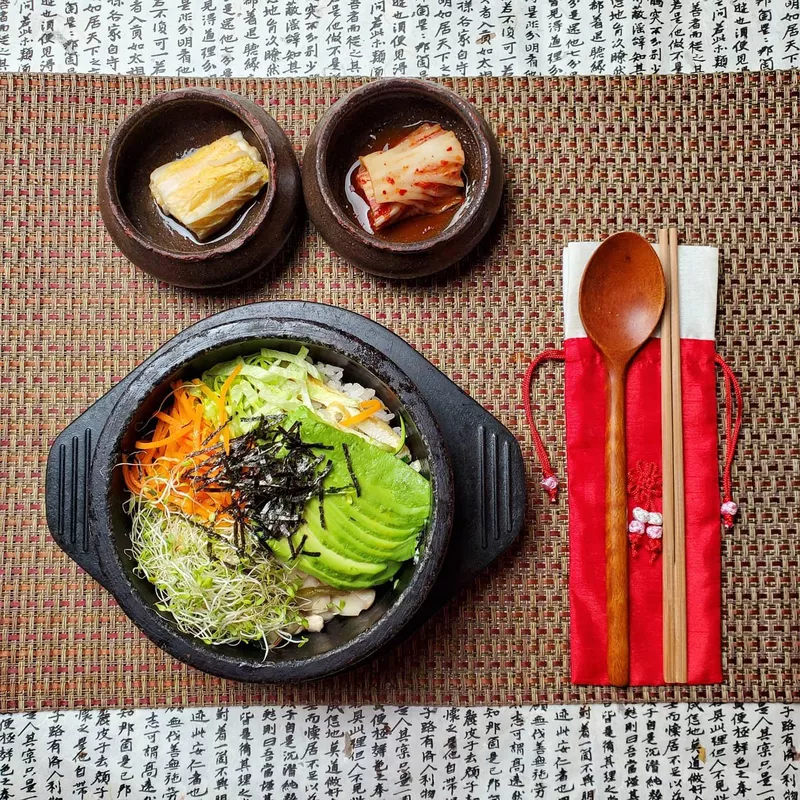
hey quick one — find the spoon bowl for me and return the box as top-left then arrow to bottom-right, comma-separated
579,232 -> 665,686
580,233 -> 667,357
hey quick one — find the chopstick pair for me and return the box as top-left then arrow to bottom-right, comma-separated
659,229 -> 687,684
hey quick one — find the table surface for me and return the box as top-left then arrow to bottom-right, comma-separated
1,1 -> 799,796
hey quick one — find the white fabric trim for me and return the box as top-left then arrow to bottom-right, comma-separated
563,242 -> 718,342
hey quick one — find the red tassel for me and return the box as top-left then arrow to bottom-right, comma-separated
646,536 -> 662,564
715,355 -> 743,529
522,349 -> 566,502
628,531 -> 644,557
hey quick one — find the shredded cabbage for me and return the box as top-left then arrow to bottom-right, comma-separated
196,347 -> 319,435
196,347 -> 406,454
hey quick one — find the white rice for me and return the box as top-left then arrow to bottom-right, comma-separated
314,361 -> 396,424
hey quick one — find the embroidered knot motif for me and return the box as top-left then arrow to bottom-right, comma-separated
627,460 -> 662,508
627,461 -> 663,563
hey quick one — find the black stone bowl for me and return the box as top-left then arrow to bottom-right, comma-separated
71,315 -> 453,681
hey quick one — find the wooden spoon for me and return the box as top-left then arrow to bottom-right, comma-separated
579,232 -> 665,686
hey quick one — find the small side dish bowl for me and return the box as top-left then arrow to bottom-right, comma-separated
98,88 -> 301,288
302,78 -> 503,279
79,312 -> 454,682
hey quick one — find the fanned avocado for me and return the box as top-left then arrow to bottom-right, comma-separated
268,406 -> 431,589
270,531 -> 403,590
304,497 -> 418,564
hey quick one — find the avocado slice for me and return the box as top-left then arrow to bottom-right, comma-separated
269,529 -> 402,590
331,492 -> 426,536
323,493 -> 420,541
288,406 -> 431,515
304,497 -> 418,564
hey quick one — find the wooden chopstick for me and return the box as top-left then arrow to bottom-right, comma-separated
661,228 -> 687,683
669,229 -> 687,682
659,230 -> 675,682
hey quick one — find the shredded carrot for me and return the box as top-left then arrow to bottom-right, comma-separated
137,447 -> 156,466
192,402 -> 203,450
135,422 -> 193,450
198,383 -> 217,401
122,462 -> 142,492
339,398 -> 383,427
172,383 -> 195,417
217,363 -> 243,426
152,417 -> 170,441
125,378 -> 234,523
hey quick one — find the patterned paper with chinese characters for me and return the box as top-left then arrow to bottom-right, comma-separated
0,704 -> 797,798
0,0 -> 796,77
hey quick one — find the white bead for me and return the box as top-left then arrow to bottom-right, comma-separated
633,507 -> 649,523
646,525 -> 663,539
647,511 -> 663,525
628,520 -> 645,534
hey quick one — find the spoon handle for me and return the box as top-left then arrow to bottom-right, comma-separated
606,362 -> 630,686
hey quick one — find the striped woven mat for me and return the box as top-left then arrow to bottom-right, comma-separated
1,71 -> 797,711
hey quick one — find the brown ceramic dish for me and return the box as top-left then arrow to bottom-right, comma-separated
98,88 -> 301,288
302,79 -> 503,279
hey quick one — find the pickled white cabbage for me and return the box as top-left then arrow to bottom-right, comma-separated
150,131 -> 270,240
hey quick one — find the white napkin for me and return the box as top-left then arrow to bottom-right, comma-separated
563,243 -> 719,341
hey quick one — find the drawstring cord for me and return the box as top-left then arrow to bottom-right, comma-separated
715,354 -> 743,528
522,349 -> 743,527
521,349 -> 566,502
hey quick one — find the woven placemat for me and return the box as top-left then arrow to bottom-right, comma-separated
1,71 -> 797,711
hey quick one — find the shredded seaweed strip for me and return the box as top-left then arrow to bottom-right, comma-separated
183,415 -> 336,551
341,442 -> 360,497
318,486 -> 327,529
201,419 -> 230,447
288,533 -> 306,559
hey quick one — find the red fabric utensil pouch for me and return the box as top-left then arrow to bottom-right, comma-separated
523,244 -> 742,686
